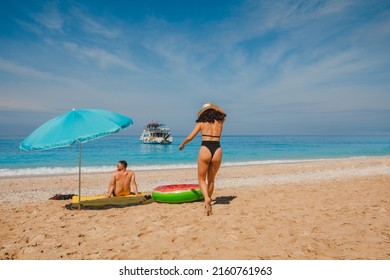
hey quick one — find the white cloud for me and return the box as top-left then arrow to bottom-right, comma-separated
0,58 -> 53,79
70,7 -> 121,38
0,58 -> 93,92
32,2 -> 64,31
64,42 -> 138,71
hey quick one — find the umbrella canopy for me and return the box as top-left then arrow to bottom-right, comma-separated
20,109 -> 133,209
20,109 -> 132,151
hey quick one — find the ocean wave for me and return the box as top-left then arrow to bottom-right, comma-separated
0,166 -> 112,177
222,158 -> 334,166
0,157 -> 364,177
0,163 -> 199,177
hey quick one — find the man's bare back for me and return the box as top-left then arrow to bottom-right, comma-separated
106,161 -> 139,197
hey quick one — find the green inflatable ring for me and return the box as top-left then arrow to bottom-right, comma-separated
152,184 -> 204,204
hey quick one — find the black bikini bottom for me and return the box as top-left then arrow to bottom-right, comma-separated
201,141 -> 221,159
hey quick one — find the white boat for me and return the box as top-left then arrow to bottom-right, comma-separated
140,121 -> 173,144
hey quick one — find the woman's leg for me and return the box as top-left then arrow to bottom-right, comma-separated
207,147 -> 222,199
198,146 -> 213,215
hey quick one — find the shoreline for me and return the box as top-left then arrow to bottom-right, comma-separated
0,156 -> 389,204
1,155 -> 389,179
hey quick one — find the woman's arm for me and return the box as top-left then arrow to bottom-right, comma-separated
179,123 -> 201,150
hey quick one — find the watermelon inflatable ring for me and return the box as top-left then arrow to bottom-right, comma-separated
152,184 -> 204,204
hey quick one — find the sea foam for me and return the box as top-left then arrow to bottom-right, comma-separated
0,158 -> 348,177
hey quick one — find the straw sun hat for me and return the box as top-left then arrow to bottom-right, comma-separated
197,102 -> 221,117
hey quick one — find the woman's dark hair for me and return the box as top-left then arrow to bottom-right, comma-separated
196,109 -> 226,123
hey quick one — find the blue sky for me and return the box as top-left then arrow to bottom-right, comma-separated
0,0 -> 389,136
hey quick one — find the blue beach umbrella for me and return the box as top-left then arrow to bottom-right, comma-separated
20,109 -> 133,208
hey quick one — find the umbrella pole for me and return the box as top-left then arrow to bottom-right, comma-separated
78,142 -> 82,210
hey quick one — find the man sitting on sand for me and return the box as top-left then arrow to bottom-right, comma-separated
106,160 -> 140,197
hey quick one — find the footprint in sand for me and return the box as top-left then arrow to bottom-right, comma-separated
137,231 -> 152,238
310,226 -> 318,233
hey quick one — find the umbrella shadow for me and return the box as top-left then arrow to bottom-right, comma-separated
212,195 -> 237,205
64,198 -> 154,211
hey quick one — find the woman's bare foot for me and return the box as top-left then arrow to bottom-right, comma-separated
204,204 -> 212,216
204,198 -> 212,216
207,204 -> 213,215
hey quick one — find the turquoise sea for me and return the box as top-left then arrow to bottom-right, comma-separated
1,135 -> 390,177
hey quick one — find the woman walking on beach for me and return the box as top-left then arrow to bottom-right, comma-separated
179,103 -> 226,215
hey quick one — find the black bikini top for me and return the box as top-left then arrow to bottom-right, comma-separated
202,134 -> 221,138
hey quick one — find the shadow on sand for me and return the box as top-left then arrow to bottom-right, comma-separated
64,195 -> 237,210
213,195 -> 237,205
64,198 -> 154,211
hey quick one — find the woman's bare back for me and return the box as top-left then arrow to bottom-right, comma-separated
200,121 -> 223,139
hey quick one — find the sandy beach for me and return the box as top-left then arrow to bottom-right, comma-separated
0,157 -> 389,260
